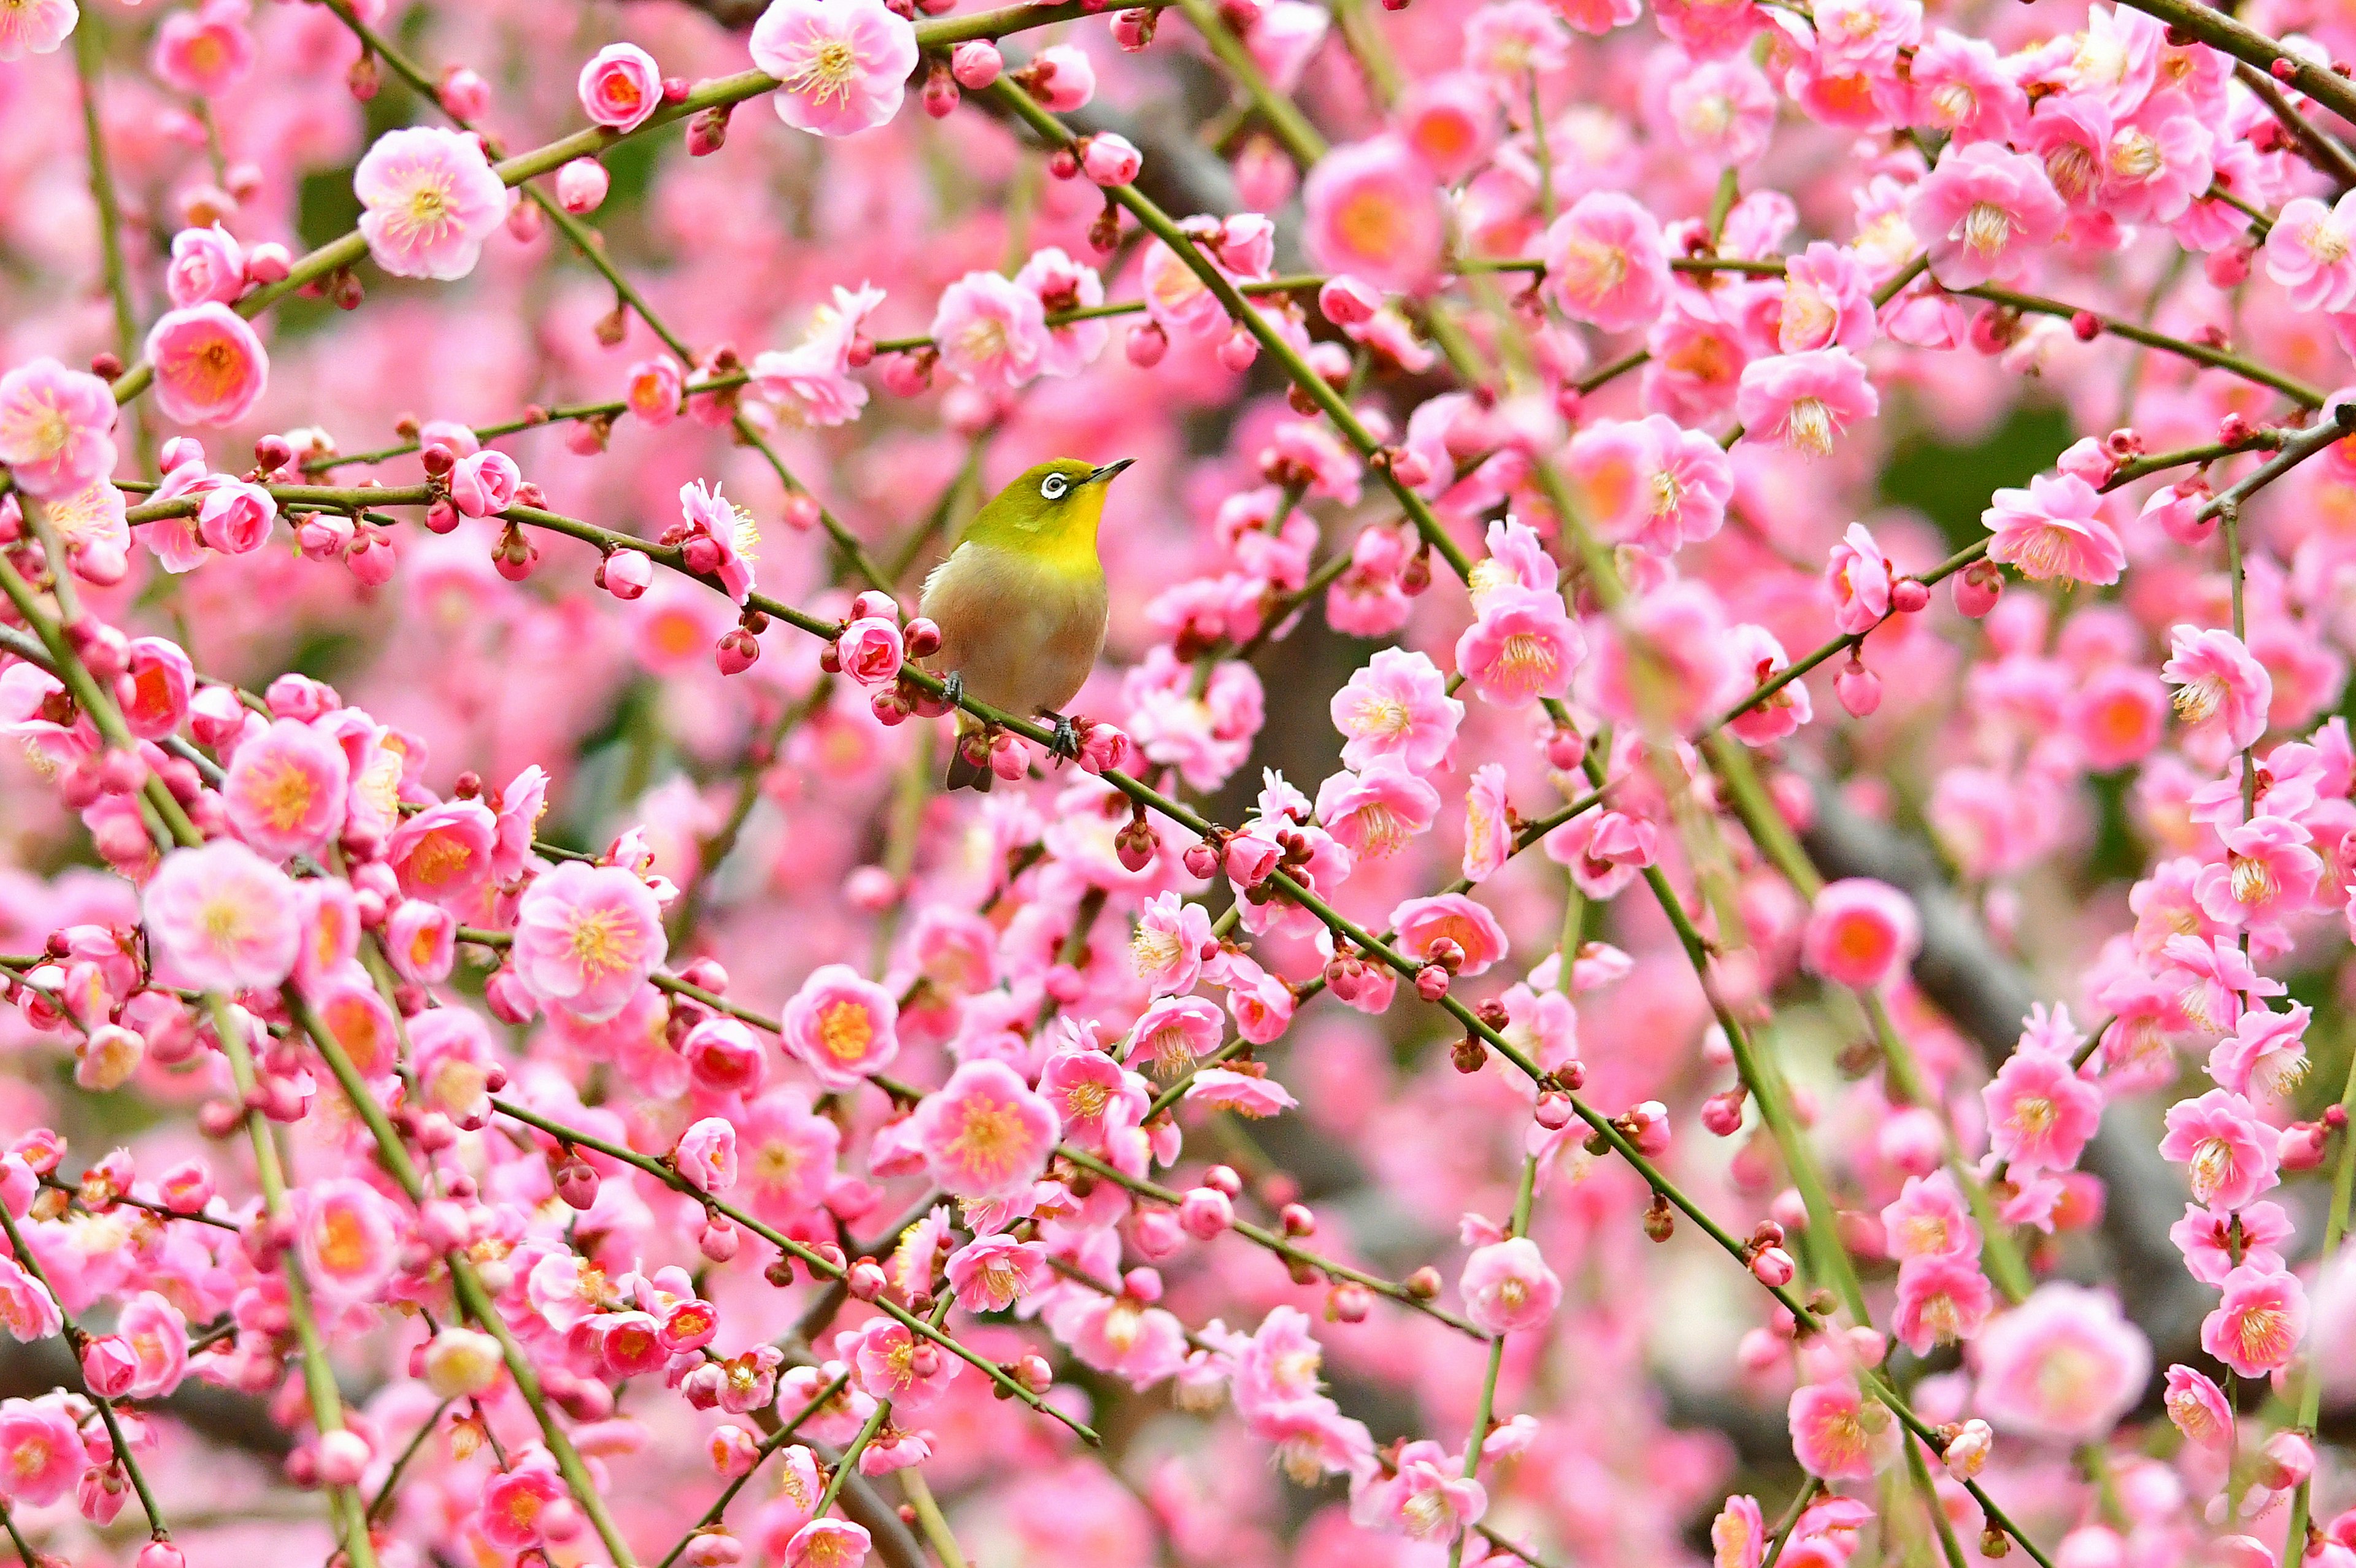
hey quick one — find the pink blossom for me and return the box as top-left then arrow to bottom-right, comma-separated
579,42 -> 662,131
480,1459 -> 569,1551
1983,472 -> 2125,585
1302,136 -> 1446,294
1392,892 -> 1510,976
117,1293 -> 187,1399
2266,191 -> 2356,312
1779,243 -> 1876,353
1881,1172 -> 1979,1261
945,1234 -> 1049,1312
1908,142 -> 2066,289
2209,1002 -> 2309,1100
144,840 -> 300,992
911,1059 -> 1058,1199
1396,74 -> 1499,181
1185,1067 -> 1298,1117
1316,761 -> 1439,861
1542,193 -> 1671,332
1712,1496 -> 1767,1568
1462,764 -> 1514,880
2160,1088 -> 2279,1210
1460,1236 -> 1560,1333
0,1398 -> 83,1505
0,358 -> 117,498
1455,586 -> 1582,708
355,127 -> 509,281
2201,1264 -> 2307,1378
1800,877 -> 1919,990
2163,625 -> 2271,751
1892,1253 -> 1994,1353
0,0 -> 74,60
1982,1048 -> 2103,1174
1330,647 -> 1462,772
677,479 -> 760,603
145,304 -> 269,427
1543,808 -> 1658,899
786,1519 -> 872,1568
511,861 -> 668,1023
676,1118 -> 739,1193
1787,1381 -> 1898,1480
1130,996 -> 1223,1080
931,271 -> 1052,388
1352,1439 -> 1486,1541
1736,349 -> 1877,459
842,1317 -> 960,1410
449,450 -> 520,518
0,1257 -> 60,1343
1972,1284 -> 2149,1442
223,718 -> 350,861
153,1 -> 254,96
2171,1200 -> 2291,1285
1130,891 -> 1212,997
751,0 -> 919,137
783,963 -> 899,1088
299,1177 -> 401,1301
166,225 -> 245,308
626,356 -> 684,425
1826,523 -> 1892,636
1666,60 -> 1777,164
2163,1364 -> 2234,1448
2198,814 -> 2324,924
386,799 -> 497,909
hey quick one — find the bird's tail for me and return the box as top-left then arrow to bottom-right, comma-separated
944,715 -> 993,793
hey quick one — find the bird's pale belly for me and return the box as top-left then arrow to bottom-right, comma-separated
920,542 -> 1109,718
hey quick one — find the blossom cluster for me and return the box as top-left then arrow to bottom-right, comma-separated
10,0 -> 2356,1566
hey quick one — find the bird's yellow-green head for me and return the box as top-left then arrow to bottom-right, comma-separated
963,457 -> 1133,574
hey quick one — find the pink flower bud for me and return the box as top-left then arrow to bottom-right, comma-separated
1415,964 -> 1450,1001
441,66 -> 491,120
1179,1186 -> 1233,1239
138,1541 -> 188,1568
715,628 -> 761,675
1700,1090 -> 1747,1137
82,1335 -> 139,1397
315,1429 -> 372,1487
1750,1246 -> 1796,1288
1942,1418 -> 1993,1479
1533,1091 -> 1574,1129
922,63 -> 959,118
1954,559 -> 2002,618
1081,133 -> 1142,185
1217,326 -> 1260,372
1834,657 -> 1882,717
555,1160 -> 599,1210
1328,1282 -> 1372,1322
781,492 -> 822,532
1126,321 -> 1168,367
243,242 -> 290,285
602,548 -> 653,600
846,1259 -> 887,1301
952,40 -> 1003,87
1890,578 -> 1930,613
699,1218 -> 740,1261
1319,275 -> 1380,326
556,158 -> 609,214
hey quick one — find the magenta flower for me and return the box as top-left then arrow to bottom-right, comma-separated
1736,348 -> 1877,459
0,1397 -> 83,1505
1982,1048 -> 2103,1174
750,0 -> 918,137
1972,1284 -> 2149,1441
1330,647 -> 1462,773
911,1058 -> 1059,1199
145,304 -> 269,428
1787,1381 -> 1897,1480
2201,1264 -> 2306,1378
1800,877 -> 1919,990
783,963 -> 899,1088
1301,135 -> 1446,294
2162,625 -> 2271,751
511,861 -> 668,1023
579,42 -> 663,131
2197,814 -> 2323,926
1460,1236 -> 1560,1334
223,718 -> 351,861
2160,1088 -> 2279,1210
355,126 -> 509,281
386,799 -> 498,909
1907,142 -> 2065,289
1541,192 -> 1671,332
930,271 -> 1052,389
480,1459 -> 569,1551
2171,1200 -> 2291,1286
1454,586 -> 1583,709
1982,472 -> 2125,585
144,839 -> 301,993
0,357 -> 117,498
2265,191 -> 2356,312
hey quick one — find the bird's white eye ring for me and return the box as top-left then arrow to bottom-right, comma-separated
1041,473 -> 1069,500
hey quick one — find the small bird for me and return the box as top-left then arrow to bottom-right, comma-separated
920,456 -> 1131,792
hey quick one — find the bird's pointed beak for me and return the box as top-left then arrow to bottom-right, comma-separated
1085,458 -> 1135,486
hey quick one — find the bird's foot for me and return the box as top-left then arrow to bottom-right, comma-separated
1043,711 -> 1081,765
941,671 -> 964,710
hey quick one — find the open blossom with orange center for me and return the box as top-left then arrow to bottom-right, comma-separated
910,1058 -> 1060,1201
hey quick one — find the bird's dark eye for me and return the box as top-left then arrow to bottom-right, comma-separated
1041,473 -> 1069,500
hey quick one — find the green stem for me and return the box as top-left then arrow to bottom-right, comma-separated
2279,1042 -> 2356,1564
1169,0 -> 1327,164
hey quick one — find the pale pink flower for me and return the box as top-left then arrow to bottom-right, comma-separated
1462,0 -> 1568,81
1315,761 -> 1439,863
1455,586 -> 1582,708
2209,1002 -> 2309,1100
1392,892 -> 1509,976
579,42 -> 662,131
354,126 -> 509,281
1982,1049 -> 2103,1174
1972,1284 -> 2149,1442
1892,1253 -> 1994,1353
1666,60 -> 1776,164
1735,349 -> 1877,459
786,1519 -> 872,1568
1331,647 -> 1462,772
676,1118 -> 739,1193
0,1258 -> 60,1343
1302,136 -> 1446,294
1725,624 -> 1811,745
626,356 -> 683,425
1460,1236 -> 1560,1333
1187,1067 -> 1299,1118
1712,1496 -> 1766,1568
1779,243 -> 1876,353
1880,1172 -> 1979,1261
117,1293 -> 187,1399
738,1090 -> 839,1221
931,271 -> 1052,388
449,450 -> 520,517
385,799 -> 497,908
199,478 -> 275,554
1908,142 -> 2065,289
1352,1439 -> 1486,1541
1462,764 -> 1514,881
2201,1265 -> 2306,1378
1130,995 -> 1223,1080
1541,193 -> 1671,332
1800,877 -> 1919,990
145,840 -> 300,992
751,0 -> 918,137
677,479 -> 760,603
1825,522 -> 1892,635
1130,891 -> 1212,998
1983,472 -> 2125,585
1396,73 -> 1499,182
911,1059 -> 1059,1199
2160,1088 -> 2279,1210
299,1177 -> 401,1301
0,1399 -> 83,1505
0,358 -> 117,498
511,861 -> 668,1023
1543,808 -> 1658,899
1787,1381 -> 1897,1480
2266,191 -> 2356,313
1909,31 -> 2025,143
2103,106 -> 2212,226
224,718 -> 350,861
145,304 -> 269,427
783,963 -> 899,1088
152,1 -> 254,96
2162,625 -> 2271,751
2197,815 -> 2323,925
0,0 -> 75,61
945,1234 -> 1049,1312
2163,1364 -> 2234,1448
166,225 -> 245,308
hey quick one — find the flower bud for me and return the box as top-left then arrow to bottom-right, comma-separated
1954,559 -> 2003,618
556,158 -> 610,214
1749,1246 -> 1796,1288
1080,132 -> 1142,186
715,628 -> 761,675
1179,1186 -> 1232,1239
699,1218 -> 740,1261
1889,578 -> 1930,613
952,39 -> 1003,87
1126,321 -> 1168,367
1328,1282 -> 1372,1323
1833,657 -> 1882,717
1942,1418 -> 1993,1480
846,1260 -> 888,1301
1318,275 -> 1380,326
922,61 -> 959,117
1217,326 -> 1260,372
555,1159 -> 599,1210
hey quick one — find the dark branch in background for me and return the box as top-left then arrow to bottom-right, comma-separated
0,1336 -> 299,1459
1796,776 -> 2215,1363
